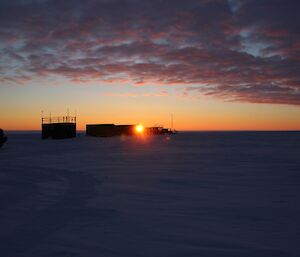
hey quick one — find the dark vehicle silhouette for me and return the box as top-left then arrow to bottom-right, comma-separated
0,129 -> 7,148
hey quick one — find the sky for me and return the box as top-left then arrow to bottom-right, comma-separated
0,0 -> 299,131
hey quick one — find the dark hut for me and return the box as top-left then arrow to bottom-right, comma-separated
42,115 -> 76,139
0,129 -> 7,148
86,124 -> 135,137
145,127 -> 174,135
86,124 -> 175,137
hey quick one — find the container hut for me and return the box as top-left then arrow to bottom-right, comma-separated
42,114 -> 76,139
86,124 -> 135,137
86,124 -> 175,137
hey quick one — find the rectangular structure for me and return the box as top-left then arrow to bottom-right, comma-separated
86,124 -> 135,137
42,115 -> 76,139
42,123 -> 76,139
86,124 -> 175,137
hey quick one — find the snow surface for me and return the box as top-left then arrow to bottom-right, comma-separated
0,132 -> 300,257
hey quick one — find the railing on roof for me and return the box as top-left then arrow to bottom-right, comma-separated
42,116 -> 76,124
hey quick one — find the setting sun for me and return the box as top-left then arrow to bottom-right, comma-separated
135,124 -> 144,134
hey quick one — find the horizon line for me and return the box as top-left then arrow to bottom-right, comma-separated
5,129 -> 300,133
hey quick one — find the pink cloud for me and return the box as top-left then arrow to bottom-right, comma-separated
0,0 -> 299,105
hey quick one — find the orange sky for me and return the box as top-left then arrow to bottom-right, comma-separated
1,1 -> 300,131
1,82 -> 299,131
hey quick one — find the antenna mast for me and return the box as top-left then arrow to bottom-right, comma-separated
67,108 -> 69,122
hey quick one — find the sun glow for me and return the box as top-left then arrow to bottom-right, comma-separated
135,124 -> 144,134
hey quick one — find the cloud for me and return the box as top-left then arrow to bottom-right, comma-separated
0,0 -> 299,105
104,90 -> 168,98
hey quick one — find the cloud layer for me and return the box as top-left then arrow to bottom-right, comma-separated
0,0 -> 299,105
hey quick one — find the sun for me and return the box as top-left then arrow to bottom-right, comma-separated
135,124 -> 144,134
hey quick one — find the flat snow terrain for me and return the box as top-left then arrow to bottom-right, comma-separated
0,132 -> 300,257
